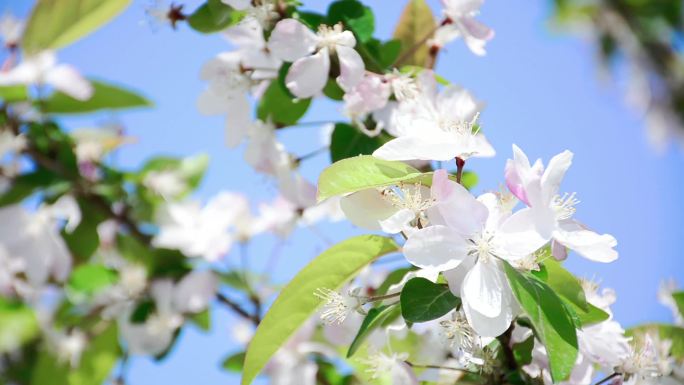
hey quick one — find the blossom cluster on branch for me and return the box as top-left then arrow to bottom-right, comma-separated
0,1 -> 681,385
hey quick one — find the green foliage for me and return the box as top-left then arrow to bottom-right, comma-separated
66,264 -> 118,303
327,0 -> 375,43
42,80 -> 152,114
257,72 -> 311,126
222,351 -> 246,372
31,324 -> 120,385
0,298 -> 39,353
400,277 -> 460,323
329,123 -> 393,163
0,168 -> 58,207
672,291 -> 684,318
22,0 -> 131,53
0,86 -> 29,102
513,335 -> 535,366
62,199 -> 108,262
347,304 -> 400,357
375,267 -> 414,296
392,0 -> 436,68
241,235 -> 399,385
317,155 -> 423,201
189,309 -> 211,331
187,0 -> 245,33
504,263 -> 578,382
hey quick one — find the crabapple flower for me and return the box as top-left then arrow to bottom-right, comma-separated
0,51 -> 93,100
244,120 -> 294,176
436,0 -> 494,56
222,0 -> 277,27
46,328 -> 87,368
658,279 -> 683,326
314,287 -> 363,325
0,203 -> 73,291
267,19 -> 365,98
153,192 -> 245,261
504,145 -> 618,262
373,71 -> 494,161
403,170 -> 546,336
364,351 -> 419,385
343,73 -> 392,136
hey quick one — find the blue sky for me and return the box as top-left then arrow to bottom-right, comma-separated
4,0 -> 684,384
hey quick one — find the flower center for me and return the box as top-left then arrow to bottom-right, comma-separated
468,231 -> 497,263
316,23 -> 347,50
440,312 -> 476,353
552,192 -> 579,220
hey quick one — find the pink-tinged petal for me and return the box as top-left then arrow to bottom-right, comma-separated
428,176 -> 488,236
553,220 -> 618,263
505,160 -> 529,206
403,225 -> 468,271
225,95 -> 252,147
442,256 -> 476,296
372,133 -> 461,161
551,239 -> 568,261
540,149 -> 573,203
462,282 -> 514,337
339,189 -> 398,231
285,49 -> 329,98
431,169 -> 453,202
45,65 -> 93,101
335,45 -> 364,91
462,260 -> 504,318
267,19 -> 318,62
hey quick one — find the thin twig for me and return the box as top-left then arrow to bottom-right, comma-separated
594,373 -> 621,385
216,293 -> 260,325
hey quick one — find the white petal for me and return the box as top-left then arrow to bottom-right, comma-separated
197,89 -> 229,115
285,49 -> 329,98
45,65 -> 93,101
340,189 -> 397,231
378,208 -> 415,234
540,150 -> 573,203
373,134 -> 461,161
403,225 -> 468,271
553,220 -> 618,263
221,0 -> 250,10
462,280 -> 514,337
462,260 -> 504,318
173,271 -> 218,314
267,19 -> 318,62
442,256 -> 476,296
225,95 -> 252,147
497,209 -> 550,259
335,45 -> 364,91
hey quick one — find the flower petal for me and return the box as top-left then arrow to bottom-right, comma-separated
339,189 -> 397,231
373,134 -> 461,161
335,45 -> 365,91
429,171 -> 488,236
403,225 -> 468,271
225,95 -> 252,148
285,49 -> 329,98
553,220 -> 618,263
267,19 -> 318,62
462,288 -> 514,337
45,64 -> 93,101
462,260 -> 504,318
540,149 -> 573,203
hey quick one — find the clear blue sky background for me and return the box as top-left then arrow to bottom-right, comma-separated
3,0 -> 684,384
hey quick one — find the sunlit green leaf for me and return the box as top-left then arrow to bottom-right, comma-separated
23,0 -> 131,53
0,298 -> 39,353
241,235 -> 399,385
392,0 -> 436,67
347,304 -> 400,357
187,0 -> 245,33
400,277 -> 460,323
42,79 -> 152,114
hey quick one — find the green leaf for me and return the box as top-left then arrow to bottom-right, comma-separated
627,324 -> 684,359
673,291 -> 684,318
241,235 -> 399,385
330,123 -> 393,163
43,79 -> 152,114
460,171 -> 478,190
375,267 -> 414,296
257,80 -> 311,126
188,0 -> 245,33
392,0 -> 436,68
62,199 -> 107,262
31,324 -> 120,385
322,79 -> 345,101
504,262 -> 578,382
22,0 -> 131,53
189,309 -> 211,331
347,304 -> 401,358
222,351 -> 246,372
327,0 -> 375,42
513,335 -> 535,366
0,85 -> 29,102
535,258 -> 588,311
567,302 -> 610,327
317,155 -> 423,201
0,169 -> 58,207
0,298 -> 39,353
400,277 -> 460,323
66,264 -> 118,302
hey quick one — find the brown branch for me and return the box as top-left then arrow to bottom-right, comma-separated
217,292 -> 260,325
